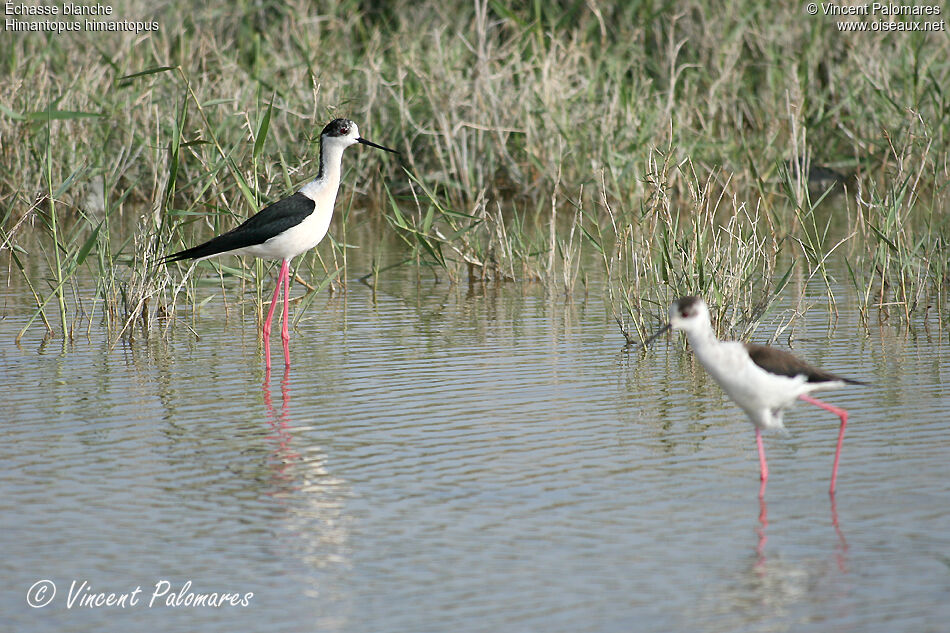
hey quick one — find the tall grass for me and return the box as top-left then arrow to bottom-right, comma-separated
846,123 -> 949,323
603,148 -> 793,345
1,0 -> 948,344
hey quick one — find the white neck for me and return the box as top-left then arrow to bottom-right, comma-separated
683,318 -> 721,360
301,139 -> 346,198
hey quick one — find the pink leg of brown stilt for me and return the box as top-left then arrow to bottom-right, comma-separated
262,263 -> 285,370
829,492 -> 849,567
799,393 -> 848,494
756,428 -> 768,498
756,495 -> 768,562
280,259 -> 291,367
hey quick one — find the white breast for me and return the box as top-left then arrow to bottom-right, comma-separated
692,340 -> 807,429
246,204 -> 333,260
241,169 -> 341,261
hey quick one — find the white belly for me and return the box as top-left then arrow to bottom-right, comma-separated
693,341 -> 807,430
239,208 -> 334,260
237,173 -> 339,260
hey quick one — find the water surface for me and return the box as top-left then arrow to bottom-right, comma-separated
2,273 -> 949,632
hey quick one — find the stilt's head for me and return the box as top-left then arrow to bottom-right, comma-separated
641,295 -> 713,347
320,118 -> 399,154
669,295 -> 712,335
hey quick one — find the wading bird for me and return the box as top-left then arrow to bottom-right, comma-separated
165,118 -> 398,369
643,296 -> 865,495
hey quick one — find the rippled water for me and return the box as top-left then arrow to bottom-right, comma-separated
2,272 -> 949,632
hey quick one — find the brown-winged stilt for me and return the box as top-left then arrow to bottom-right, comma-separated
644,296 -> 865,496
164,118 -> 398,369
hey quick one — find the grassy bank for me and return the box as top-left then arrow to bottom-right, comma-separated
1,0 -> 948,342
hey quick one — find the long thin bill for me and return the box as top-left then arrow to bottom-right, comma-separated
641,323 -> 671,347
358,137 -> 399,154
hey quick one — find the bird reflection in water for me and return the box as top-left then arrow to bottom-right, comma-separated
756,495 -> 769,565
753,494 -> 849,574
830,494 -> 849,573
263,367 -> 302,484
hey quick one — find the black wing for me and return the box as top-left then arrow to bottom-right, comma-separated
744,343 -> 866,385
164,192 -> 316,263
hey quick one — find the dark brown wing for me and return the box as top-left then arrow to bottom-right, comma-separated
744,343 -> 866,385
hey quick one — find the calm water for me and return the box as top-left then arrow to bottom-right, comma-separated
2,270 -> 949,632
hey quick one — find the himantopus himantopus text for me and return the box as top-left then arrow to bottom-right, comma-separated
644,296 -> 865,495
165,118 -> 398,368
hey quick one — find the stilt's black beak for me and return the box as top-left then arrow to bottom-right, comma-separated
358,137 -> 399,154
641,323 -> 671,347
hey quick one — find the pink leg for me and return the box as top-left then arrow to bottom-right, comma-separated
799,393 -> 848,494
280,259 -> 291,367
756,494 -> 768,562
756,428 -> 768,498
262,264 -> 285,370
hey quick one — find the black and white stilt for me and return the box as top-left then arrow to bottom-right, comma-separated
165,119 -> 398,369
644,296 -> 866,496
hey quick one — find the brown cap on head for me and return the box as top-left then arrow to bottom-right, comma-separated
673,296 -> 703,318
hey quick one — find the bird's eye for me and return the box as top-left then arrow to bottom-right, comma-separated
681,310 -> 689,318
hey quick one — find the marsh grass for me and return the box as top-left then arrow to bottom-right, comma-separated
847,146 -> 949,324
604,147 -> 795,346
2,0 -> 949,345
382,170 -> 555,286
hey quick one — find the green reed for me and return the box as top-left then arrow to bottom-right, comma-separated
1,0 -> 949,346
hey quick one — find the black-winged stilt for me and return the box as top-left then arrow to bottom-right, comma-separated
165,118 -> 398,368
644,296 -> 865,496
